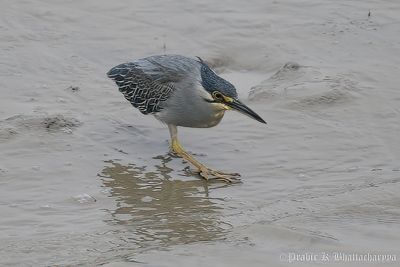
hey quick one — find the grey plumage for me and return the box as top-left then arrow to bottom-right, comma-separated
107,55 -> 234,127
107,55 -> 208,115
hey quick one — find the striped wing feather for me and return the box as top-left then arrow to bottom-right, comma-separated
107,62 -> 176,115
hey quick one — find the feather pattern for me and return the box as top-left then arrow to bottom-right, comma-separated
107,55 -> 198,114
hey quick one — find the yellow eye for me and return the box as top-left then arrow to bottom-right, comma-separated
212,91 -> 224,101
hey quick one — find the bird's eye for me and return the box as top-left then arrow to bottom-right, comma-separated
212,91 -> 224,101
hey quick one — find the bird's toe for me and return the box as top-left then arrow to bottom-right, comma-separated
197,167 -> 241,183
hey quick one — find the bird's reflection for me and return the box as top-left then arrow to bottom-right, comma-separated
99,157 -> 228,249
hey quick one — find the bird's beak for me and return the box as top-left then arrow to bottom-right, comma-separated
226,98 -> 266,124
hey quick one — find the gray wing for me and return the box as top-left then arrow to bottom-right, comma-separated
107,59 -> 182,115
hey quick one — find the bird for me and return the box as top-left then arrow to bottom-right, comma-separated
107,55 -> 266,183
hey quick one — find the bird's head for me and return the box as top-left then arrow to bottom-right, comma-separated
197,57 -> 266,124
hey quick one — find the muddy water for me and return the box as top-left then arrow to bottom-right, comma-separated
1,0 -> 400,266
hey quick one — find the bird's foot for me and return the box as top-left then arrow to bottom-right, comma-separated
197,167 -> 241,183
169,138 -> 241,183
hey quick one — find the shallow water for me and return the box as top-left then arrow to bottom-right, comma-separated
1,0 -> 400,266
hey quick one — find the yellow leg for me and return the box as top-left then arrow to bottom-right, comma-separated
168,125 -> 241,183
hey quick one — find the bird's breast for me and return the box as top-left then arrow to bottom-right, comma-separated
195,107 -> 225,128
154,81 -> 228,128
155,100 -> 226,128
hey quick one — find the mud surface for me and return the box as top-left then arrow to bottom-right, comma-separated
1,0 -> 400,266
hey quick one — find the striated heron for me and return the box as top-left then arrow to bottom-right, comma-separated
107,55 -> 266,183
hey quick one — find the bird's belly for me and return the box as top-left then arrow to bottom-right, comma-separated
155,107 -> 225,128
187,110 -> 225,128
